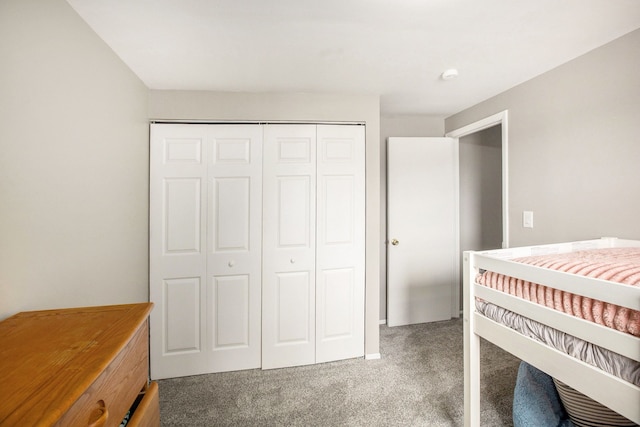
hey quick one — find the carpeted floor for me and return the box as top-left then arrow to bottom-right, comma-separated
158,318 -> 520,426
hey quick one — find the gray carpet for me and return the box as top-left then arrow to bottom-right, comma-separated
158,319 -> 520,426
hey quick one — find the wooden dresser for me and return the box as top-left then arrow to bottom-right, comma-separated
0,303 -> 159,427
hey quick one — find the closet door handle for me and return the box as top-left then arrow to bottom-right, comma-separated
391,239 -> 399,246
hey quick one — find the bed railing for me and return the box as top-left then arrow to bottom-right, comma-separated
463,237 -> 640,426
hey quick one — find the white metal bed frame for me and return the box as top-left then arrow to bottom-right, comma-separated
463,237 -> 640,426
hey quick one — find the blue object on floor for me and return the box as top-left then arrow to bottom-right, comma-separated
513,361 -> 574,427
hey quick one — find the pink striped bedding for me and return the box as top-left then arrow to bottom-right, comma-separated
476,247 -> 640,337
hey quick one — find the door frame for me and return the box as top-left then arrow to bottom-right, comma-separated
445,110 -> 509,315
446,110 -> 509,249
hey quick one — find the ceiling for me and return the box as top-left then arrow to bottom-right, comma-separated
66,0 -> 640,117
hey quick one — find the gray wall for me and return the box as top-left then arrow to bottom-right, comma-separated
446,29 -> 640,247
149,90 -> 382,356
0,0 -> 150,320
379,115 -> 445,321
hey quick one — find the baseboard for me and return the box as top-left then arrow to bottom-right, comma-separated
379,319 -> 386,325
365,353 -> 381,360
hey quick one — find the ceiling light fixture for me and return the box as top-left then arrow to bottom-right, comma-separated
441,69 -> 458,80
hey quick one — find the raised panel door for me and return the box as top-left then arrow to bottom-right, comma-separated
150,124 -> 262,379
206,125 -> 262,373
316,125 -> 365,363
262,125 -> 317,369
150,124 -> 208,379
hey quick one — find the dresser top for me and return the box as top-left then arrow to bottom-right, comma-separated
0,303 -> 153,425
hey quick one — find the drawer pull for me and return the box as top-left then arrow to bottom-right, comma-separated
88,400 -> 108,427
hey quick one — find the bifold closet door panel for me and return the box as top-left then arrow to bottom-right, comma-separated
149,124 -> 262,379
262,125 -> 317,370
150,124 -> 208,379
151,123 -> 365,376
315,125 -> 366,363
205,125 -> 262,373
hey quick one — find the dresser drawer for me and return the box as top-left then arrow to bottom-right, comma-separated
128,381 -> 160,427
57,320 -> 149,427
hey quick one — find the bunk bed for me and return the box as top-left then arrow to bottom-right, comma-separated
463,237 -> 640,427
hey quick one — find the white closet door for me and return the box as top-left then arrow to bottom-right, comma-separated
205,125 -> 262,373
262,125 -> 317,369
150,124 -> 262,379
315,125 -> 365,363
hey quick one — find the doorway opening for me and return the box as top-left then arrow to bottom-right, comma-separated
459,125 -> 503,250
446,110 -> 509,314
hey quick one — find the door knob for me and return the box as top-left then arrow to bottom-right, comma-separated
391,239 -> 399,246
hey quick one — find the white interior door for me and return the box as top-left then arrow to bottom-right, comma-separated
151,123 -> 365,376
205,126 -> 262,373
150,124 -> 262,379
315,125 -> 365,363
262,125 -> 317,369
262,124 -> 365,368
387,137 -> 458,327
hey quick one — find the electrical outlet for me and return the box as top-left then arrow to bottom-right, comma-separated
523,211 -> 534,228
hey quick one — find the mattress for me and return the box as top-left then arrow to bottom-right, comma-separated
476,299 -> 640,386
476,247 -> 640,336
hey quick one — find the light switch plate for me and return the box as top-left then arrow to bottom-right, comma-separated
523,211 -> 534,228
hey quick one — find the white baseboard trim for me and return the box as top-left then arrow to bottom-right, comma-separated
379,319 -> 386,325
365,353 -> 381,360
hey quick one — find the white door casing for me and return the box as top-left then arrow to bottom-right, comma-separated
386,137 -> 457,327
150,124 -> 262,379
445,110 -> 509,250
